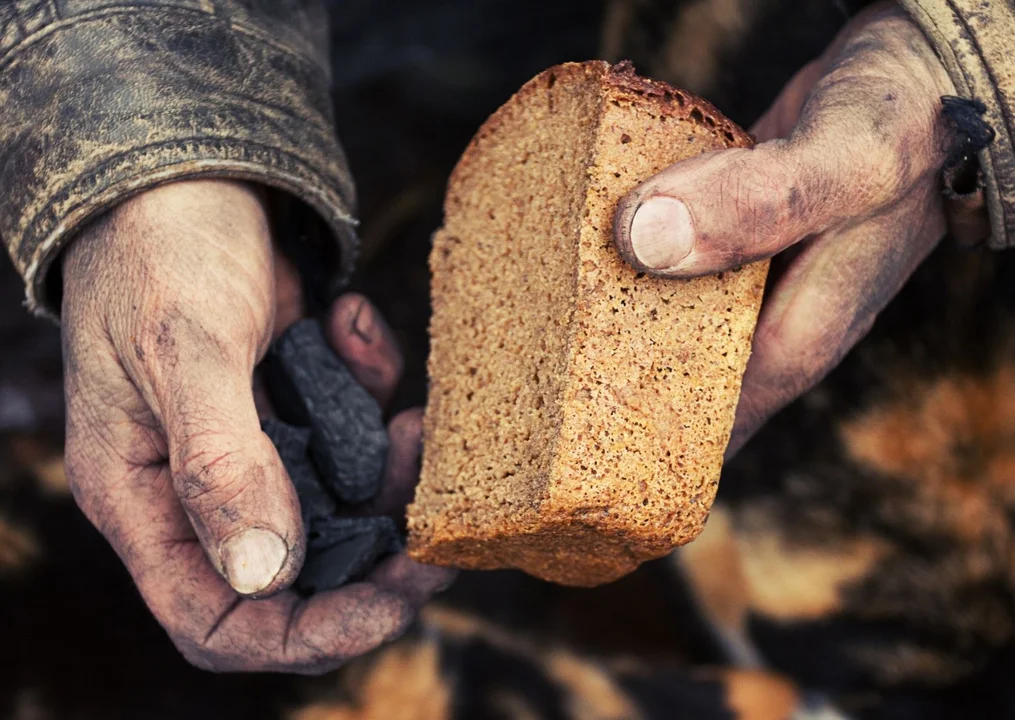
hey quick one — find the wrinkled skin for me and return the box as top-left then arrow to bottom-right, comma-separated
61,179 -> 453,673
614,3 -> 957,455
58,0 -> 951,674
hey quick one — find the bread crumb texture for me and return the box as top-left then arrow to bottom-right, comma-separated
408,61 -> 767,586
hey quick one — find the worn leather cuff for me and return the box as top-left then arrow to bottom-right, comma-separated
0,4 -> 358,319
899,0 -> 1015,250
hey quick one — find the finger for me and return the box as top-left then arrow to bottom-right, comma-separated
612,135 -> 887,279
149,527 -> 410,673
181,577 -> 414,674
144,317 -> 305,597
368,553 -> 457,609
724,187 -> 945,457
350,408 -> 424,520
614,12 -> 953,279
327,293 -> 404,410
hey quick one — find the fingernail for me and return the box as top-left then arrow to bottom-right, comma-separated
630,196 -> 696,270
352,300 -> 375,343
220,528 -> 288,595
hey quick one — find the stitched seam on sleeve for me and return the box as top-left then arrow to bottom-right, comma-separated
0,5 -> 325,74
945,1 -> 1015,237
901,0 -> 1013,245
946,2 -> 1015,148
898,1 -> 972,94
19,138 -> 358,317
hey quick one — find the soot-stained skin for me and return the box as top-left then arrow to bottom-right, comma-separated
264,319 -> 389,503
262,320 -> 399,595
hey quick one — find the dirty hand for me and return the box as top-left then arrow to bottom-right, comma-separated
61,179 -> 452,673
614,3 -> 958,455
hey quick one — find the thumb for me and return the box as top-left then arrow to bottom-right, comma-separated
155,330 -> 304,598
612,137 -> 876,278
611,14 -> 947,281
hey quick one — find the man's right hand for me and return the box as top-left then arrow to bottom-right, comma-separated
613,4 -> 957,455
61,180 -> 451,673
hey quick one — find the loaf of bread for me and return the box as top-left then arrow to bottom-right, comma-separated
407,61 -> 768,586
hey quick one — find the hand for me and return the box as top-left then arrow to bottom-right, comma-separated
61,179 -> 452,673
613,3 -> 957,455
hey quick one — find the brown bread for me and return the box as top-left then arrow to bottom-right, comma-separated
407,61 -> 768,586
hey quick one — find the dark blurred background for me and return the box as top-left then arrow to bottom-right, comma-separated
16,1 -> 1010,718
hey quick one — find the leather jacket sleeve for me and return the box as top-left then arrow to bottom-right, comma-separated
0,1 -> 357,319
900,0 -> 1015,250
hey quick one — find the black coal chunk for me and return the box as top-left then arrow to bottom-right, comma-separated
296,517 -> 405,594
261,319 -> 405,595
262,418 -> 336,530
264,319 -> 389,504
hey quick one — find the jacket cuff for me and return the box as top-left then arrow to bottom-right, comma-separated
899,0 -> 1015,250
0,5 -> 358,319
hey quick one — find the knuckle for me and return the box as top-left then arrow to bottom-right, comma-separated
171,433 -> 283,530
170,622 -> 256,673
338,587 -> 412,655
290,645 -> 340,673
380,593 -> 416,641
174,443 -> 242,499
173,468 -> 252,523
722,154 -> 801,244
135,300 -> 258,382
171,431 -> 261,503
164,612 -> 243,673
848,129 -> 918,205
796,62 -> 946,211
279,629 -> 344,672
752,322 -> 835,401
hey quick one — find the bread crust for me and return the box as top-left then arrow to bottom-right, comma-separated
408,61 -> 767,586
445,61 -> 752,204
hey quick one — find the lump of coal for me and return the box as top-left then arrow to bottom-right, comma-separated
262,415 -> 402,594
261,319 -> 403,595
262,419 -> 336,530
263,319 -> 388,504
297,516 -> 405,595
